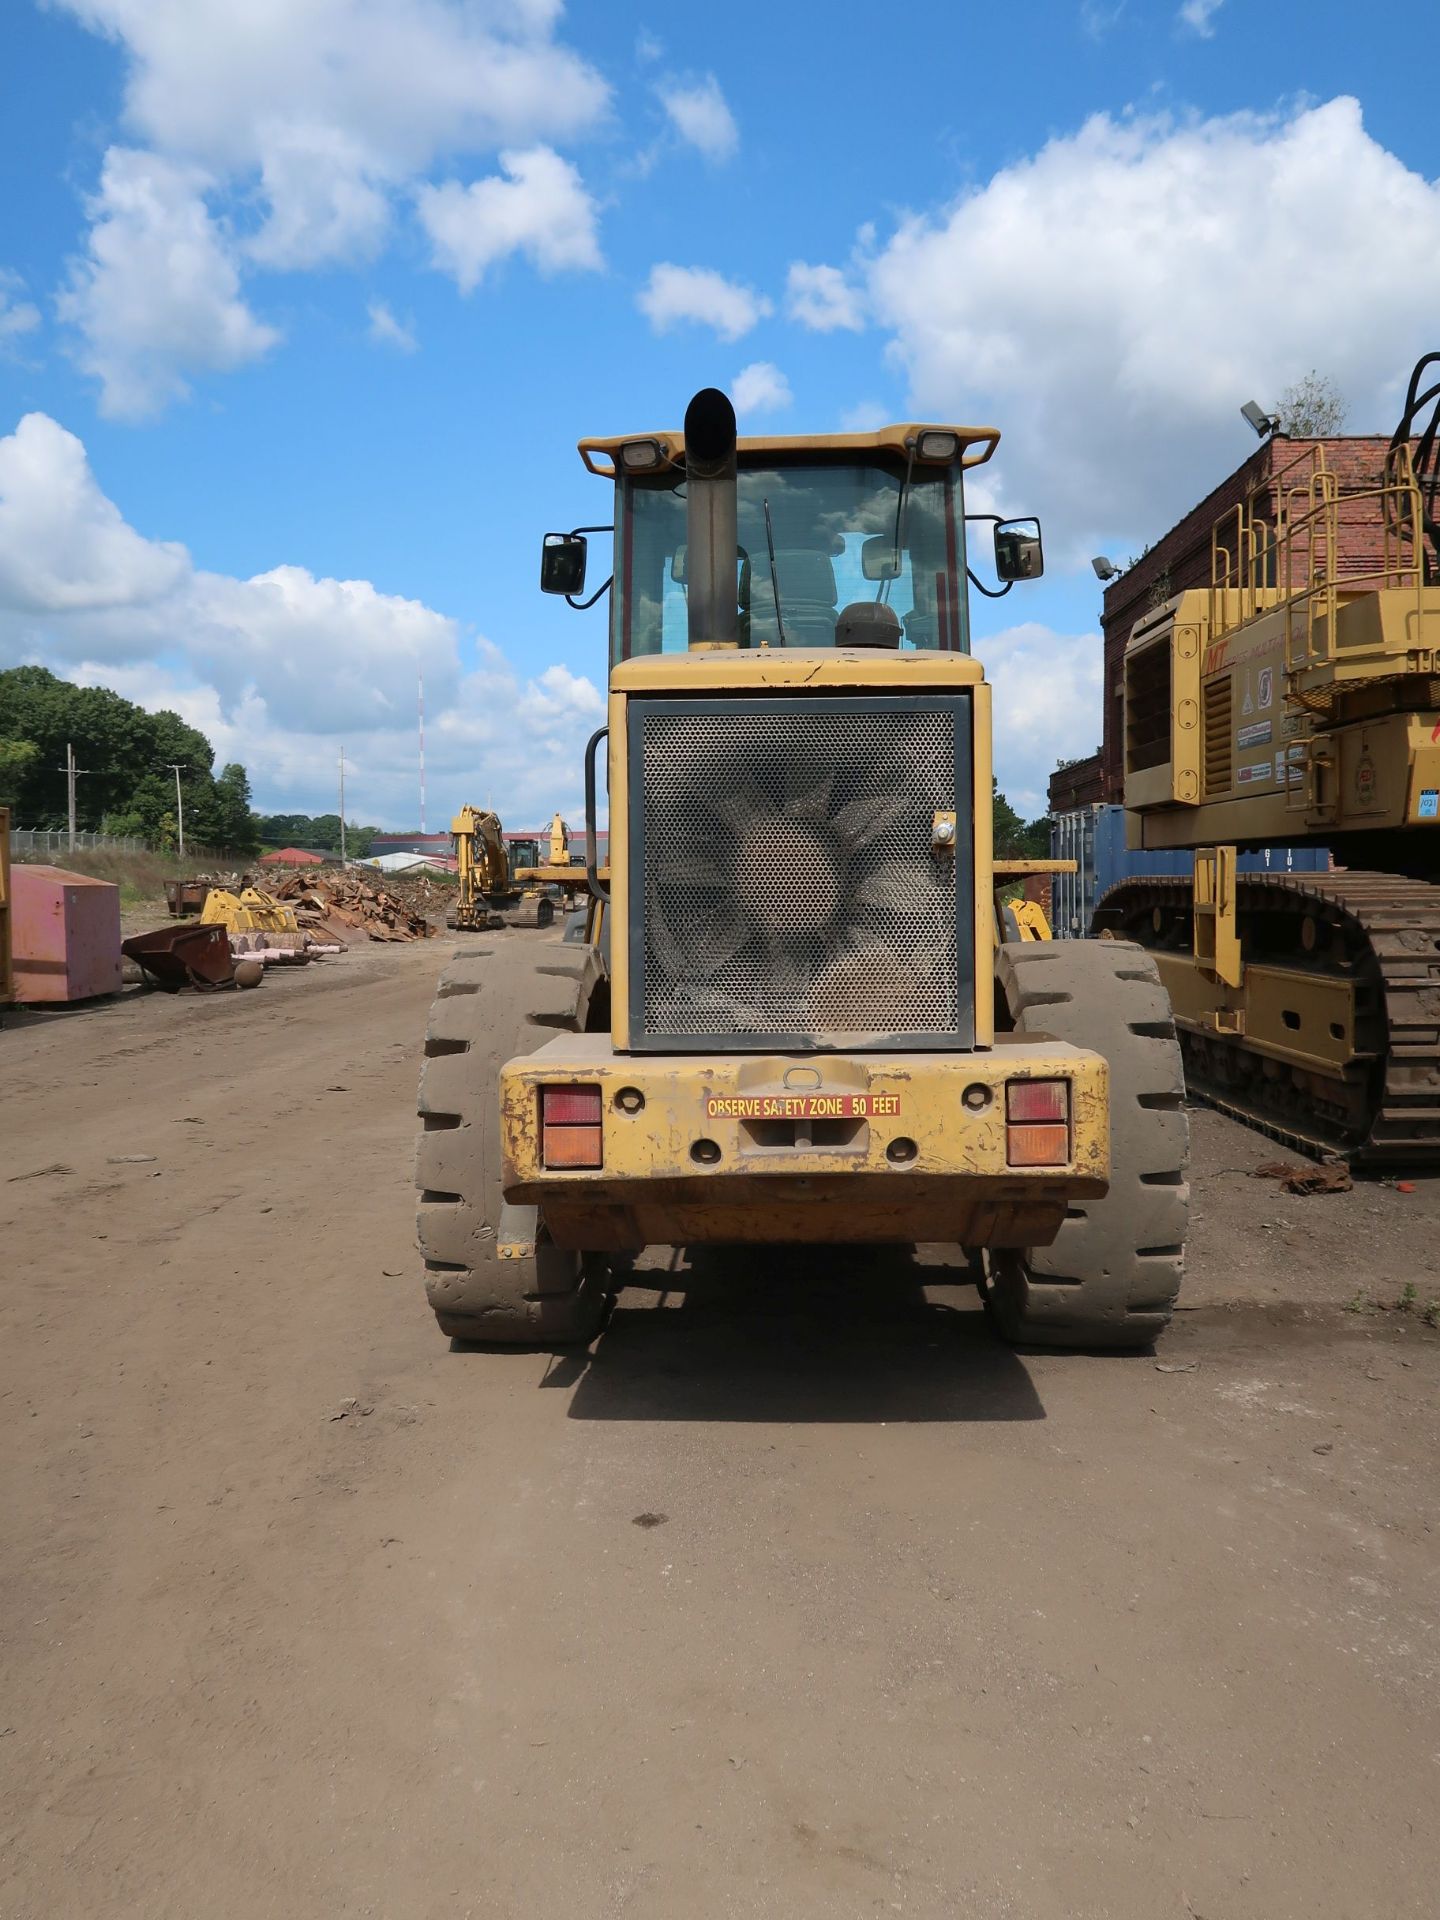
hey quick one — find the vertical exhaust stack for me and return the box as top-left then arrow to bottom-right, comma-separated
684,387 -> 739,649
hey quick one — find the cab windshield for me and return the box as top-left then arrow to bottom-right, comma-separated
613,460 -> 967,662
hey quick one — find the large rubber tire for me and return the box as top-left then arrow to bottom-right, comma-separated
415,941 -> 611,1345
984,940 -> 1189,1350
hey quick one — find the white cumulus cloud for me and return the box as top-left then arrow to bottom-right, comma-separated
865,98 -> 1440,553
0,272 -> 41,353
51,0 -> 610,411
0,409 -> 602,823
54,1 -> 609,231
0,413 -> 189,612
732,362 -> 793,417
57,148 -> 279,420
658,74 -> 738,162
246,125 -> 393,269
1179,0 -> 1225,35
367,300 -> 418,352
638,263 -> 771,341
786,262 -> 864,333
980,620 -> 1105,817
417,147 -> 602,292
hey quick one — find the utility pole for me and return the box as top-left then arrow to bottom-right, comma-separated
164,764 -> 188,858
339,746 -> 347,865
57,741 -> 94,852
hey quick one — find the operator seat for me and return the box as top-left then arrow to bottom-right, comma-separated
740,548 -> 838,646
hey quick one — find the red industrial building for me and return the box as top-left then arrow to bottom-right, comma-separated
258,847 -> 326,866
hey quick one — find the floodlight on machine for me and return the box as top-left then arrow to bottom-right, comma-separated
1241,400 -> 1280,439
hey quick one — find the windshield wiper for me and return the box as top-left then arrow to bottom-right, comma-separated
762,497 -> 787,646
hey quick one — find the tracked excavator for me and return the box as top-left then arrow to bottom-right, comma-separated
416,388 -> 1187,1351
450,805 -> 556,931
1097,353 -> 1440,1163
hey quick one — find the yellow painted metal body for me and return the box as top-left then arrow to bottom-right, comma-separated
1125,443 -> 1440,853
578,422 -> 1001,477
451,804 -> 515,927
500,411 -> 1112,1253
1192,846 -> 1241,988
200,886 -> 298,934
512,815 -> 589,897
500,1033 -> 1107,1252
1116,439 -> 1440,1103
547,813 -> 573,865
1151,950 -> 1355,1078
1005,899 -> 1053,942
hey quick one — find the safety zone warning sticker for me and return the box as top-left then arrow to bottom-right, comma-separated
705,1093 -> 899,1120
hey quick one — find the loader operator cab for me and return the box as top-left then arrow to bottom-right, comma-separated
540,424 -> 1043,663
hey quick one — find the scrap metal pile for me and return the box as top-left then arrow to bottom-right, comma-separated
272,868 -> 436,943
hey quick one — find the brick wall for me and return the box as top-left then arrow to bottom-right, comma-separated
1047,752 -> 1105,813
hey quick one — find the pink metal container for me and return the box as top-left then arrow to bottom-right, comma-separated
11,865 -> 122,1004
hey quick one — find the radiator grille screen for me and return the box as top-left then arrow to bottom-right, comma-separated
630,695 -> 971,1049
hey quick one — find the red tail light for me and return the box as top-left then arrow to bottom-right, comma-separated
1006,1078 -> 1069,1167
1007,1079 -> 1068,1123
541,1083 -> 603,1169
542,1085 -> 602,1125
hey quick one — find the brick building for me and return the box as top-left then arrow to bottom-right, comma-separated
1047,433 -> 1398,814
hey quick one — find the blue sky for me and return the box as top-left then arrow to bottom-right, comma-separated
1,0 -> 1438,826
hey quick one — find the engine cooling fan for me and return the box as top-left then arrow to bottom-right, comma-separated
645,747 -> 948,1029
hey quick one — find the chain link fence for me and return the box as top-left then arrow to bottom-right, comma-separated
11,829 -> 150,856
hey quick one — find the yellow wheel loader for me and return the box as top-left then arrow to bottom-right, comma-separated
417,391 -> 1187,1349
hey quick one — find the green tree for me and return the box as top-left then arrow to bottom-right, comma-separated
1277,371 -> 1347,437
992,778 -> 1049,859
213,763 -> 261,856
0,737 -> 39,808
0,666 -> 262,853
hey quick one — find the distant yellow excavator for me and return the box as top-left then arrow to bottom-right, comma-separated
509,812 -> 592,902
450,806 -> 557,930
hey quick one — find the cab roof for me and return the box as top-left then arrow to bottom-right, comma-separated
577,424 -> 1000,478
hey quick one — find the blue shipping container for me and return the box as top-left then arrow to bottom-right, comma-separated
1049,804 -> 1330,937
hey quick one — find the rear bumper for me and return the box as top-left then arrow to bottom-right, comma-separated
500,1035 -> 1108,1251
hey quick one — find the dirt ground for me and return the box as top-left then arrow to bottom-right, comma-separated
3,936 -> 1438,1920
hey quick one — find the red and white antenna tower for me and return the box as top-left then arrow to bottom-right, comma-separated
418,666 -> 427,835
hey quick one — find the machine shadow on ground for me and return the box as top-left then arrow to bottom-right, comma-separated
545,1246 -> 1046,1424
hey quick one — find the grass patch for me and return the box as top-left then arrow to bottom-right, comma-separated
15,847 -> 233,911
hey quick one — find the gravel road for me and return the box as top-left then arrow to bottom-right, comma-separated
3,936 -> 1437,1919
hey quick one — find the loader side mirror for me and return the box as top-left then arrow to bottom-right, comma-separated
670,544 -> 687,584
994,518 -> 1044,582
861,535 -> 903,582
541,533 -> 588,596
